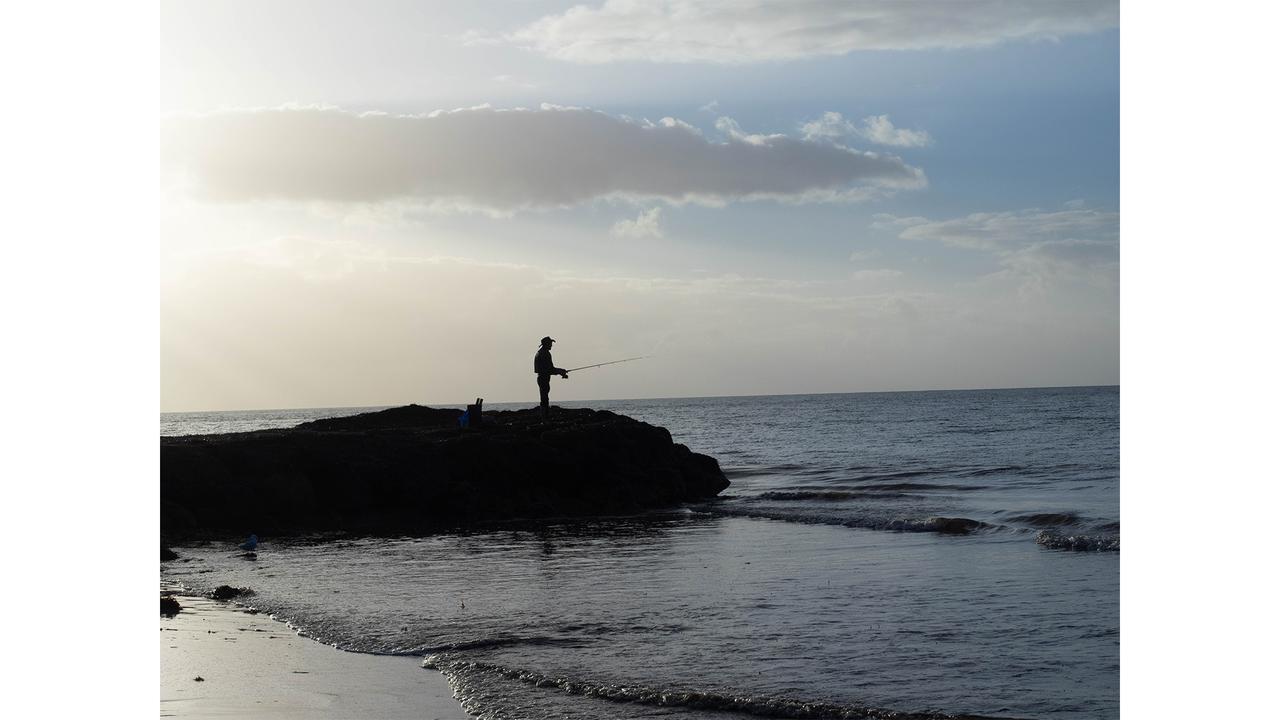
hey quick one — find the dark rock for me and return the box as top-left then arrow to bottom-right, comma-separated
162,405 -> 730,537
924,517 -> 986,535
209,585 -> 251,601
294,404 -> 462,432
161,546 -> 179,561
160,596 -> 181,616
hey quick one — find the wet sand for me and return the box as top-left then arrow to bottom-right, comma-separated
160,592 -> 468,719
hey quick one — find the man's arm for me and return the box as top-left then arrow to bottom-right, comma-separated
546,352 -> 568,377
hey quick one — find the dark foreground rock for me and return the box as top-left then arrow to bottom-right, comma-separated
162,405 -> 729,538
160,595 -> 181,616
209,585 -> 251,601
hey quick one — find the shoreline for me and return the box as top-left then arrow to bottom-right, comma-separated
160,590 -> 468,719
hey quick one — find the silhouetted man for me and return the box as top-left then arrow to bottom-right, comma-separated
534,336 -> 568,420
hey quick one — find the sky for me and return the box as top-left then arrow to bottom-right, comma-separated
159,0 -> 1120,412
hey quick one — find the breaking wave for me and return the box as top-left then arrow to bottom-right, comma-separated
408,634 -> 587,655
426,656 -> 1021,720
693,503 -> 996,536
1035,530 -> 1119,552
697,501 -> 1118,550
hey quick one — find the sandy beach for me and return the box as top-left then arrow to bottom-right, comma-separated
160,591 -> 468,719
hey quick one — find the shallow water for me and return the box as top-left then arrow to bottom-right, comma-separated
163,386 -> 1119,719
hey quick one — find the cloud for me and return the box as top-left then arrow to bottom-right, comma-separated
999,237 -> 1118,275
611,207 -> 665,239
506,0 -> 1119,64
713,116 -> 782,146
858,115 -> 933,148
802,112 -> 932,148
163,105 -> 925,211
880,207 -> 1119,292
870,213 -> 929,230
991,238 -> 1118,296
889,208 -> 1119,250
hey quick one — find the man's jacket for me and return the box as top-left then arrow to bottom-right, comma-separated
534,348 -> 564,377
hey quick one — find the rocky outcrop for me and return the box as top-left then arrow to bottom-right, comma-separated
161,405 -> 729,538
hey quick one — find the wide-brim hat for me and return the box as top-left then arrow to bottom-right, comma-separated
541,336 -> 555,344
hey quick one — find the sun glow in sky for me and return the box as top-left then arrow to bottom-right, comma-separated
160,0 -> 1119,412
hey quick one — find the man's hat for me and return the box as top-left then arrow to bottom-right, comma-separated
541,336 -> 555,344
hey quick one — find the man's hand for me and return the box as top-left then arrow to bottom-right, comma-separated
561,371 -> 569,379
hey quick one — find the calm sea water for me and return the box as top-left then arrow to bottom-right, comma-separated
162,386 -> 1119,719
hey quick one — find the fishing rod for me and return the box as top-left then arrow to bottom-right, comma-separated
564,356 -> 649,373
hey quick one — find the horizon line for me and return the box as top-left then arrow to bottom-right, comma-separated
161,383 -> 1119,415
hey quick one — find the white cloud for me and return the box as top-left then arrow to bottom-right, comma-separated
870,213 -> 929,230
506,0 -> 1119,64
802,112 -> 932,148
611,207 -> 665,239
859,115 -> 933,148
881,207 -> 1119,293
163,105 -> 925,211
713,116 -> 780,146
890,208 -> 1119,250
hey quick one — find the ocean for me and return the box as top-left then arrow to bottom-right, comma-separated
161,386 -> 1119,719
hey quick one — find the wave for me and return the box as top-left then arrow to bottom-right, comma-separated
962,465 -> 1026,477
887,516 -> 992,534
408,634 -> 588,655
756,490 -> 921,502
750,482 -> 987,499
695,502 -> 1118,551
426,656 -> 1022,720
848,481 -> 990,492
846,469 -> 939,482
1003,512 -> 1083,527
723,464 -> 809,478
1034,530 -> 1119,552
727,463 -> 1038,490
693,503 -> 995,536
